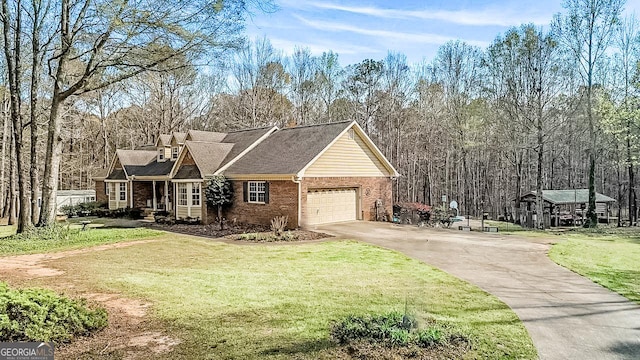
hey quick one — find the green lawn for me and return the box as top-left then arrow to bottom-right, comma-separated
0,225 -> 15,238
549,230 -> 640,303
50,236 -> 537,359
0,227 -> 163,255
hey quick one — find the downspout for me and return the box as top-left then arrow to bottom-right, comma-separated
292,175 -> 302,228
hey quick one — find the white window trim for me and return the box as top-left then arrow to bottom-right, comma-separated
192,182 -> 201,206
158,148 -> 165,161
248,181 -> 266,204
119,182 -> 127,201
176,182 -> 202,218
172,146 -> 179,160
177,183 -> 188,206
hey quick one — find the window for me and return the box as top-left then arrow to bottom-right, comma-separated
192,183 -> 201,206
105,183 -> 109,195
172,146 -> 179,160
158,148 -> 164,161
248,181 -> 266,203
178,183 -> 188,206
119,182 -> 127,201
347,129 -> 355,140
109,183 -> 116,200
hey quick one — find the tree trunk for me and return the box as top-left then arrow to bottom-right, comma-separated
30,25 -> 41,224
627,122 -> 637,226
38,95 -> 64,226
0,98 -> 7,216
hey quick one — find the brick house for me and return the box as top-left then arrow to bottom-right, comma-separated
96,121 -> 399,227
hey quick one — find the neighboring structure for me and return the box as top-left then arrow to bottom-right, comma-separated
518,189 -> 616,227
56,190 -> 96,212
96,121 -> 399,227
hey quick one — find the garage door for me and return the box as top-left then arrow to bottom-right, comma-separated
306,188 -> 358,225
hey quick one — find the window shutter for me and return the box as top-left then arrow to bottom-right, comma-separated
264,182 -> 270,204
243,182 -> 248,202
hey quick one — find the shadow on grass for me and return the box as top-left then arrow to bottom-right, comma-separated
259,338 -> 334,356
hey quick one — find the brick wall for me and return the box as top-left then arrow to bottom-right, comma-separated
301,177 -> 392,226
95,180 -> 107,203
132,182 -> 153,208
216,180 -> 298,228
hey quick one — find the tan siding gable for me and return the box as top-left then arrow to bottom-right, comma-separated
304,130 -> 390,177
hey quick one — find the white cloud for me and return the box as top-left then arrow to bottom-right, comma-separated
294,15 -> 489,47
309,2 -> 553,27
269,37 -> 381,56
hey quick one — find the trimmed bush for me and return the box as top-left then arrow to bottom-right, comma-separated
330,312 -> 468,349
0,282 -> 107,343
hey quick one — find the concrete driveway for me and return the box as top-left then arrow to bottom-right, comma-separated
317,221 -> 640,360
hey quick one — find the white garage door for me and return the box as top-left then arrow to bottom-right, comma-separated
307,188 -> 358,225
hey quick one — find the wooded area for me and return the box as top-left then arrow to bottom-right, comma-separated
1,0 -> 638,232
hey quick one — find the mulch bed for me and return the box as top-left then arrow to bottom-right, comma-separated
143,222 -> 330,242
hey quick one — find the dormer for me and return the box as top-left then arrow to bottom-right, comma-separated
155,134 -> 171,162
169,132 -> 187,160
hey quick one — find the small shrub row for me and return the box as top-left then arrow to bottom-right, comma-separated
0,282 -> 107,343
60,201 -> 107,217
237,231 -> 298,242
92,207 -> 142,220
330,312 -> 469,349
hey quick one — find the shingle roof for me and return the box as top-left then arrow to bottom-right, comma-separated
187,130 -> 227,143
125,159 -> 175,177
174,165 -> 202,179
185,141 -> 234,176
172,132 -> 187,145
116,149 -> 157,166
224,121 -> 352,175
157,134 -> 171,147
92,169 -> 109,180
106,169 -> 127,180
218,126 -> 277,168
523,189 -> 616,204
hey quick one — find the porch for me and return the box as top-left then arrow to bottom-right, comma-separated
132,179 -> 173,213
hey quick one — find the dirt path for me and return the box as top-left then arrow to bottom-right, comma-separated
0,238 -> 181,359
0,239 -> 160,278
318,221 -> 640,360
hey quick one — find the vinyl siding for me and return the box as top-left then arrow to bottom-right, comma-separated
176,205 -> 201,219
304,131 -> 390,177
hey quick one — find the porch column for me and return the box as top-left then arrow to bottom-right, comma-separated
152,180 -> 157,210
165,181 -> 169,212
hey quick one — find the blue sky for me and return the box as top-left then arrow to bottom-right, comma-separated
246,0 -> 640,65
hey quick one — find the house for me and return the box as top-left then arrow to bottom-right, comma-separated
95,121 -> 399,227
517,189 -> 616,227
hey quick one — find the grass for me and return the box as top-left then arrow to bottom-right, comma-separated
0,225 -> 16,238
49,236 -> 537,359
0,227 -> 163,255
548,229 -> 640,303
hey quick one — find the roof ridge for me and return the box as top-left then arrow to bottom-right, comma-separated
227,125 -> 277,133
277,120 -> 352,131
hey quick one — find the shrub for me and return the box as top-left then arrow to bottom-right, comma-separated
60,201 -> 107,217
270,215 -> 288,237
330,312 -> 466,350
0,282 -> 107,343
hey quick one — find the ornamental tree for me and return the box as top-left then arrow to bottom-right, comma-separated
205,176 -> 234,230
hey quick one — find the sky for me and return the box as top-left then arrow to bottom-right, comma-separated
245,0 -> 640,65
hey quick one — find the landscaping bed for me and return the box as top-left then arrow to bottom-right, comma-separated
145,222 -> 330,242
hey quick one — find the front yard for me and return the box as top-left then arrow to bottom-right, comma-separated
548,229 -> 640,303
0,229 -> 537,359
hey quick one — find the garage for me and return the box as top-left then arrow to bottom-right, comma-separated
306,188 -> 358,225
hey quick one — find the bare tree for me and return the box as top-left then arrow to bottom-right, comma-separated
553,0 -> 625,227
